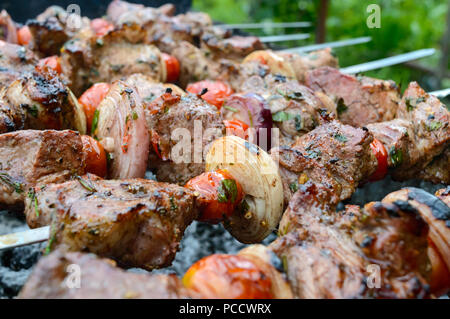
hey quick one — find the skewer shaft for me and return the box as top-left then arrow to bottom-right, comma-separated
0,226 -> 49,251
340,49 -> 436,74
281,36 -> 372,53
259,33 -> 310,43
430,88 -> 450,98
218,21 -> 311,30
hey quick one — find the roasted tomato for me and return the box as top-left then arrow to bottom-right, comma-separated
368,138 -> 388,181
224,119 -> 249,140
185,169 -> 244,224
37,56 -> 61,74
78,83 -> 111,133
90,18 -> 114,37
162,53 -> 180,83
183,254 -> 273,299
186,80 -> 233,109
81,135 -> 107,178
17,25 -> 32,45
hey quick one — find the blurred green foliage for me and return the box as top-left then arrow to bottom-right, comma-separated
193,0 -> 449,92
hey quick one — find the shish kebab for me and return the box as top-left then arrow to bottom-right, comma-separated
0,0 -> 446,300
0,75 -> 448,299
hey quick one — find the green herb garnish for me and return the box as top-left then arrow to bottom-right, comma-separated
336,98 -> 348,115
389,146 -> 403,167
294,115 -> 302,131
217,179 -> 238,203
289,182 -> 298,192
91,109 -> 99,136
0,173 -> 23,193
272,111 -> 293,122
170,196 -> 178,211
223,105 -> 238,112
132,111 -> 139,120
426,121 -> 442,131
28,189 -> 40,217
76,175 -> 97,192
334,133 -> 348,143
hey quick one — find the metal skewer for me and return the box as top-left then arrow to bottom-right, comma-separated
259,33 -> 310,43
430,88 -> 450,98
0,226 -> 49,250
280,36 -> 372,53
218,21 -> 312,30
340,48 -> 436,74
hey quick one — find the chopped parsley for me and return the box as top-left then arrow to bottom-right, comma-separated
223,105 -> 238,112
217,179 -> 238,203
388,146 -> 403,167
132,111 -> 139,120
426,121 -> 442,131
0,173 -> 23,193
91,109 -> 99,136
289,182 -> 298,192
336,98 -> 348,115
276,88 -> 304,101
333,133 -> 348,143
76,175 -> 97,192
272,111 -> 293,122
294,115 -> 302,131
170,196 -> 178,211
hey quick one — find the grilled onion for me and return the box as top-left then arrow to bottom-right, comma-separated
205,135 -> 284,243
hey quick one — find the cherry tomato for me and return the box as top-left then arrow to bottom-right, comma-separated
185,170 -> 244,224
17,25 -> 32,46
78,83 -> 111,133
37,56 -> 61,74
183,254 -> 273,299
223,119 -> 249,140
81,135 -> 107,178
90,18 -> 114,37
368,138 -> 388,181
162,53 -> 180,83
186,80 -> 233,109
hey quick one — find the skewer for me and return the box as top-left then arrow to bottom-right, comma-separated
0,226 -> 49,250
259,33 -> 310,43
340,48 -> 436,74
430,87 -> 450,98
218,21 -> 312,30
280,36 -> 372,53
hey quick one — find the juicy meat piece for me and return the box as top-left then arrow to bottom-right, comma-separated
201,34 -> 265,61
271,120 -> 377,205
305,67 -> 400,126
0,40 -> 37,88
107,0 -> 175,26
60,24 -> 163,95
96,80 -> 149,179
271,184 -> 431,298
0,130 -> 84,209
0,10 -> 18,43
417,147 -> 450,184
367,82 -> 449,181
144,90 -> 224,185
259,75 -> 336,144
279,48 -> 339,83
0,67 -> 86,134
19,250 -> 190,299
25,177 -> 197,269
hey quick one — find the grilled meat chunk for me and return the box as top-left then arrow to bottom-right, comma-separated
25,177 -> 197,269
201,35 -> 265,62
0,40 -> 37,88
144,88 -> 224,185
0,130 -> 84,209
305,67 -> 400,126
271,120 -> 377,205
0,10 -> 18,44
19,250 -> 190,299
367,82 -> 449,181
0,66 -> 86,134
60,23 -> 163,96
417,147 -> 450,184
96,80 -> 149,179
272,183 -> 432,298
279,48 -> 338,83
107,0 -> 175,26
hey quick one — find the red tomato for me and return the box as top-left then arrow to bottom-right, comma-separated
162,53 -> 180,83
78,83 -> 111,133
186,80 -> 233,109
183,254 -> 273,299
17,26 -> 32,45
81,135 -> 107,178
37,56 -> 61,74
185,170 -> 244,224
90,18 -> 114,37
369,138 -> 388,181
224,119 -> 249,140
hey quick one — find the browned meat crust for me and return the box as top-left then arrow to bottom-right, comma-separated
272,183 -> 432,298
0,40 -> 37,88
271,120 -> 377,205
0,130 -> 84,209
19,250 -> 190,299
367,82 -> 449,182
25,177 -> 197,269
305,66 -> 400,126
0,10 -> 18,44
